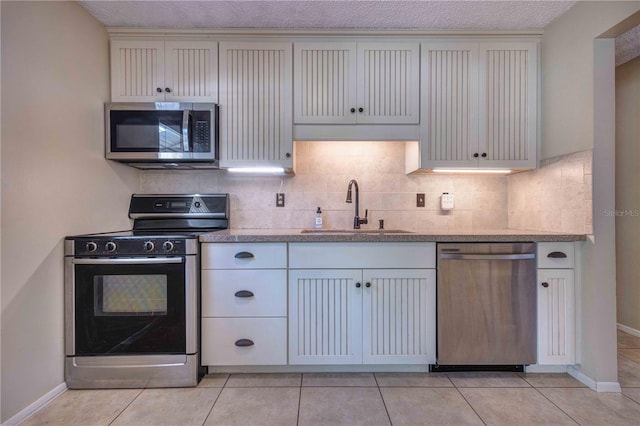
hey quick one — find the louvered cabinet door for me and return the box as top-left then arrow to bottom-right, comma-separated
293,42 -> 357,124
219,42 -> 293,168
420,43 -> 479,167
357,43 -> 420,124
288,269 -> 363,365
362,269 -> 436,364
164,41 -> 218,102
111,40 -> 165,102
537,269 -> 575,365
479,42 -> 538,168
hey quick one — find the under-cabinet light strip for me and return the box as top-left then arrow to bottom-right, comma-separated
432,168 -> 512,174
227,167 -> 286,174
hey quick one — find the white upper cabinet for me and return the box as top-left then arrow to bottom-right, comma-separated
419,40 -> 538,170
420,42 -> 479,168
478,42 -> 537,169
219,42 -> 293,169
294,42 -> 420,124
110,40 -> 218,102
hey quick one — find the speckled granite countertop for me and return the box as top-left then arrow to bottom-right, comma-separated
199,229 -> 587,243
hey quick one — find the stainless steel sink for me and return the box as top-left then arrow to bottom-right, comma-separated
301,229 -> 413,234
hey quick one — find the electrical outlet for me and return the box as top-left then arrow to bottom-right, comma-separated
276,193 -> 285,207
441,193 -> 454,210
416,193 -> 425,208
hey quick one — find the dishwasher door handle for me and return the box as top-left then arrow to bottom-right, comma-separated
440,253 -> 536,260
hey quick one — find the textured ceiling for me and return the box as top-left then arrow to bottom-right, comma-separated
78,0 -> 638,64
78,0 -> 577,30
616,24 -> 640,66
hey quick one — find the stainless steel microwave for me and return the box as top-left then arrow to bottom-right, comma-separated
105,102 -> 218,168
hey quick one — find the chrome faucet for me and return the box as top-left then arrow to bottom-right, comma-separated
346,179 -> 368,229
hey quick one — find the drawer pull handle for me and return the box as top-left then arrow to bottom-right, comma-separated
547,251 -> 567,259
234,252 -> 254,259
541,282 -> 550,288
235,339 -> 254,347
234,290 -> 254,298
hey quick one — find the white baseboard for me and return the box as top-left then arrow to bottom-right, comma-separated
567,365 -> 622,393
524,364 -> 569,373
617,323 -> 640,338
2,383 -> 67,426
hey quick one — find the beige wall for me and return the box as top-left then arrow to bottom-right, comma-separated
142,141 -> 509,231
615,56 -> 640,332
0,1 -> 139,421
541,1 -> 639,389
541,1 -> 640,160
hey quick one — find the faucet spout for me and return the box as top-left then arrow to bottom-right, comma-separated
346,179 -> 368,229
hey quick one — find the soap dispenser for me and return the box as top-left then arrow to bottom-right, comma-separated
315,207 -> 323,229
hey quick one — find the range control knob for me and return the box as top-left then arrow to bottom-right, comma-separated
85,241 -> 98,253
163,241 -> 175,252
105,241 -> 117,253
143,241 -> 155,252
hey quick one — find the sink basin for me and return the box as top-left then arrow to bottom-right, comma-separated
301,229 -> 413,234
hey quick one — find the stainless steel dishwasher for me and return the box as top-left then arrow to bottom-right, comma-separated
434,243 -> 537,371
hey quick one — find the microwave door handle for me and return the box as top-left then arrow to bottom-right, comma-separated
182,109 -> 190,152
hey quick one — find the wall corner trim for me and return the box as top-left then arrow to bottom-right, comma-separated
2,383 -> 67,426
567,365 -> 622,393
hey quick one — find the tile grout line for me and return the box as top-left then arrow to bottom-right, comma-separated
296,373 -> 303,426
199,374 -> 230,426
107,388 -> 145,426
529,385 -> 581,425
448,376 -> 488,426
373,374 -> 394,426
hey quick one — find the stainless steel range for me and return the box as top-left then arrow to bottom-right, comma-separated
64,194 -> 229,389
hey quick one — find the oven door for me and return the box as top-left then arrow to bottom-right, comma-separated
66,256 -> 196,357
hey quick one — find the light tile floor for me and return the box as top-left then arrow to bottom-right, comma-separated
22,331 -> 640,426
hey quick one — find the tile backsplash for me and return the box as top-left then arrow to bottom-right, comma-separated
508,150 -> 593,234
141,141 -> 508,230
140,142 -> 592,233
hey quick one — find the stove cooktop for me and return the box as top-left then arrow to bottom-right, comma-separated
65,194 -> 229,257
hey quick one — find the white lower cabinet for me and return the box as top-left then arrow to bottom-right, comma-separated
288,269 -> 363,365
362,269 -> 436,364
202,318 -> 287,365
201,243 -> 287,366
288,242 -> 436,365
536,243 -> 576,365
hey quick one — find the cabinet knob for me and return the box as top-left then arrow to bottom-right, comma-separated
285,152 -> 291,158
156,87 -> 163,93
234,290 -> 255,298
481,153 -> 487,158
350,107 -> 356,114
165,87 -> 171,93
473,153 -> 479,158
358,107 -> 364,113
547,251 -> 567,258
234,251 -> 254,259
355,282 -> 361,288
541,282 -> 549,288
234,339 -> 254,347
365,282 -> 371,288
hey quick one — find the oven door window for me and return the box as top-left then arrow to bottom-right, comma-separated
74,262 -> 185,355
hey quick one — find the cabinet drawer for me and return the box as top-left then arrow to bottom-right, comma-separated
202,270 -> 287,317
202,243 -> 287,269
537,243 -> 574,269
289,242 -> 436,269
201,318 -> 287,365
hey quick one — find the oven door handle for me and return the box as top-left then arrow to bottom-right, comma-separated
72,257 -> 184,265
